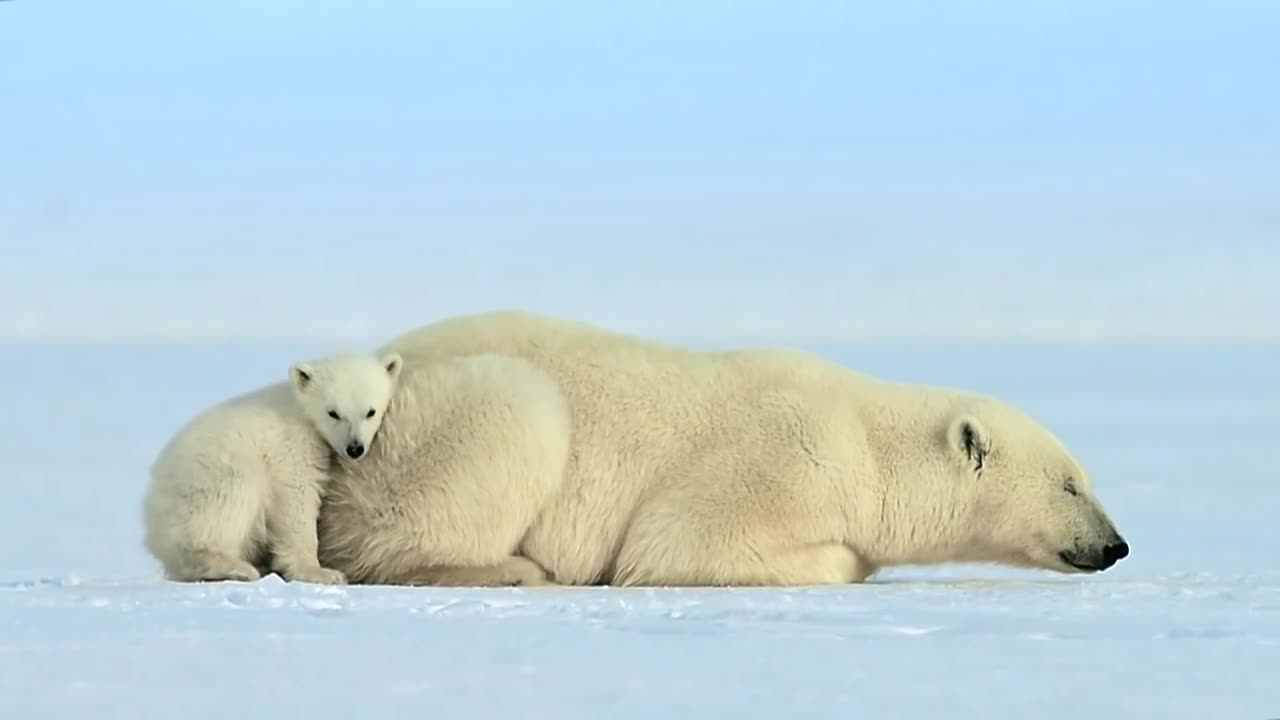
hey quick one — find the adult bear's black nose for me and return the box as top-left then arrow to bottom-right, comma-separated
1101,539 -> 1130,568
345,442 -> 365,460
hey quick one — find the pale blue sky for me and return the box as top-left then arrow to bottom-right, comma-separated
2,0 -> 1277,344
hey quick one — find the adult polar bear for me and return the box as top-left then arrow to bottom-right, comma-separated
317,309 -> 1130,587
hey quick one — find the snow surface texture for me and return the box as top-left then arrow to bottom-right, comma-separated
1,342 -> 1276,719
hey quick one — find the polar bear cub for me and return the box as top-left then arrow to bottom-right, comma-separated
142,351 -> 403,584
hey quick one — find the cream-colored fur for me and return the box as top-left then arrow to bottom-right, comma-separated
143,352 -> 402,584
317,353 -> 571,587
317,310 -> 1130,587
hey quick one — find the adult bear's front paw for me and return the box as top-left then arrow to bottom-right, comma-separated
502,556 -> 555,586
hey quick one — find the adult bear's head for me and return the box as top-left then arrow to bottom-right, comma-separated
940,398 -> 1129,575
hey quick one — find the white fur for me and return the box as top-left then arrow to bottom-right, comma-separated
143,351 -> 403,583
317,353 -> 572,587
317,310 -> 1130,587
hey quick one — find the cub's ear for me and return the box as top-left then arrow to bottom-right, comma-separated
381,352 -> 403,382
289,362 -> 314,391
947,415 -> 991,472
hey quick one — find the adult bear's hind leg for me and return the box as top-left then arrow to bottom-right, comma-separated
391,556 -> 556,587
610,499 -> 875,587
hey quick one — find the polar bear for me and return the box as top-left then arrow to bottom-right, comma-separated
143,351 -> 403,584
316,310 -> 1130,587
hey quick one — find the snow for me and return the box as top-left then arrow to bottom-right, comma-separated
1,340 -> 1276,718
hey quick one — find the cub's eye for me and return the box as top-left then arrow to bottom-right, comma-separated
1063,479 -> 1079,497
327,410 -> 340,421
365,408 -> 376,419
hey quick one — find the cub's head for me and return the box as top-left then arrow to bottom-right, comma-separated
943,398 -> 1129,575
288,351 -> 403,462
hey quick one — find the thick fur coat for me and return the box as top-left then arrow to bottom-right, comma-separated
316,310 -> 1129,587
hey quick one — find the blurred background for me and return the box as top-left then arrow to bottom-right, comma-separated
2,0 -> 1276,347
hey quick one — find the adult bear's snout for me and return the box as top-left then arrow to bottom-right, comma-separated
1059,534 -> 1130,572
1100,538 -> 1129,568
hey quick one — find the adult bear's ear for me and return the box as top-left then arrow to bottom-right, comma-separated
289,362 -> 314,391
381,352 -> 403,383
947,415 -> 990,472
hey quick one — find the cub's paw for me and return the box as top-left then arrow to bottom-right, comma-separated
218,564 -> 264,583
282,566 -> 348,585
184,552 -> 262,583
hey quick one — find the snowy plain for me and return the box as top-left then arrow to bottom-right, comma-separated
1,339 -> 1276,719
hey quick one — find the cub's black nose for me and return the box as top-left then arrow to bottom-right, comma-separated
1102,539 -> 1130,567
345,442 -> 365,459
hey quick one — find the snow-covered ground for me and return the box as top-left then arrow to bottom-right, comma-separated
2,340 -> 1276,718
